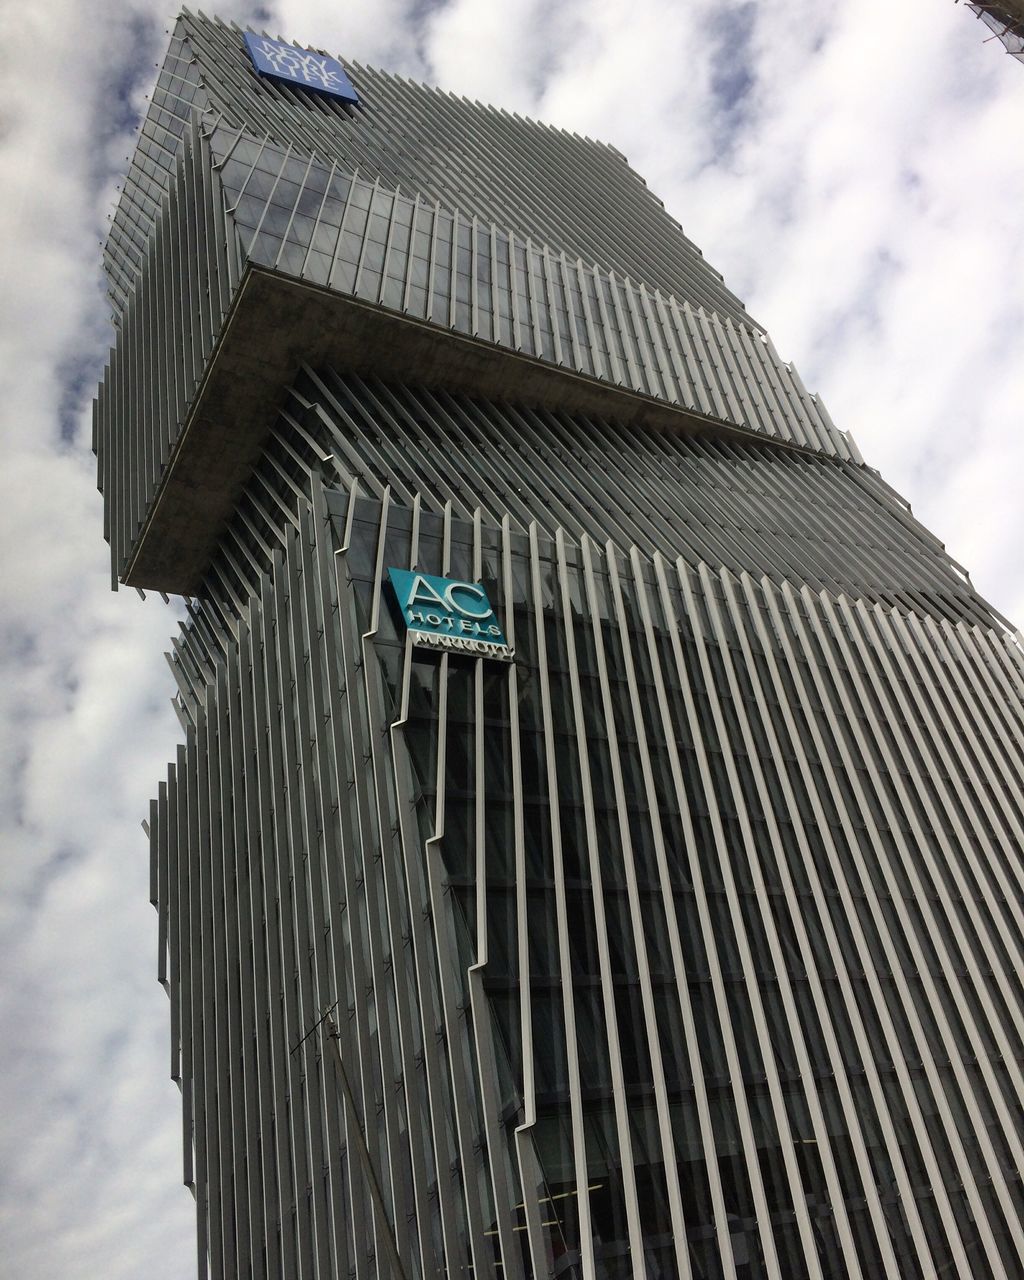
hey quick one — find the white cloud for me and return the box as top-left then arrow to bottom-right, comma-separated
273,0 -> 426,70
1,0 -> 1022,1275
638,0 -> 1024,622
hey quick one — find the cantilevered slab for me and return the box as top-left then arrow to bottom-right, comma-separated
123,264 -> 800,594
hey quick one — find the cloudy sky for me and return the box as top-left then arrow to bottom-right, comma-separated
1,1 -> 1021,1275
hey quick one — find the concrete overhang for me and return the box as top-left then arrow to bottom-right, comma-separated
123,264 -> 794,594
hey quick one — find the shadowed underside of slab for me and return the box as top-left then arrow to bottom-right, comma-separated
123,266 -> 788,594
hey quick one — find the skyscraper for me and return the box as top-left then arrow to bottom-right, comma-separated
959,1 -> 1024,62
95,11 -> 1024,1277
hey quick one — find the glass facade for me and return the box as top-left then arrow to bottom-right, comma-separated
96,13 -> 1024,1279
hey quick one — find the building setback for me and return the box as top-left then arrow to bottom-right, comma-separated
95,12 -> 1024,1279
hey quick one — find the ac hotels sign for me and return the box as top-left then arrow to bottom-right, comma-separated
388,568 -> 514,662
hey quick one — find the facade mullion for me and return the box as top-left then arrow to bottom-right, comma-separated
652,555 -> 785,1278
465,514 -> 526,1280
323,546 -> 397,1280
281,519 -> 343,1280
378,494 -> 471,1274
710,313 -> 775,441
420,392 -> 532,530
210,659 -> 247,1280
494,512 -> 552,1277
418,524 -> 492,1273
833,598 -> 1024,1189
911,613 -> 1024,843
677,563 -> 831,1278
373,382 -> 505,527
251,571 -> 301,1274
559,533 -> 648,1274
740,573 -> 953,1272
717,571 -> 907,1277
629,546 -> 747,1274
888,608 -> 1024,911
854,606 -> 1024,1051
697,565 -> 888,1277
232,624 -> 279,1275
605,545 -> 719,1276
806,591 -> 1024,1261
527,524 -> 597,1274
311,482 -> 411,1274
330,501 -> 418,1279
771,580 -> 1001,1276
979,622 -> 1024,700
952,621 -> 1024,758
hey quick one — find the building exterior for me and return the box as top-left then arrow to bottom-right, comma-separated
959,0 -> 1024,62
94,12 -> 1024,1278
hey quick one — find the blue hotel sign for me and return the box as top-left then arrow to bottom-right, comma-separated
388,569 -> 513,662
244,34 -> 360,104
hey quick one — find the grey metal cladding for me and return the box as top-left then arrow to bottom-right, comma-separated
105,9 -> 747,325
963,2 -> 1024,61
152,401 -> 1024,1274
95,117 -> 240,582
108,12 -> 1024,1280
215,133 -> 846,457
104,16 -> 210,316
178,10 -> 750,326
96,13 -> 861,584
95,107 -> 853,584
277,369 -> 993,626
